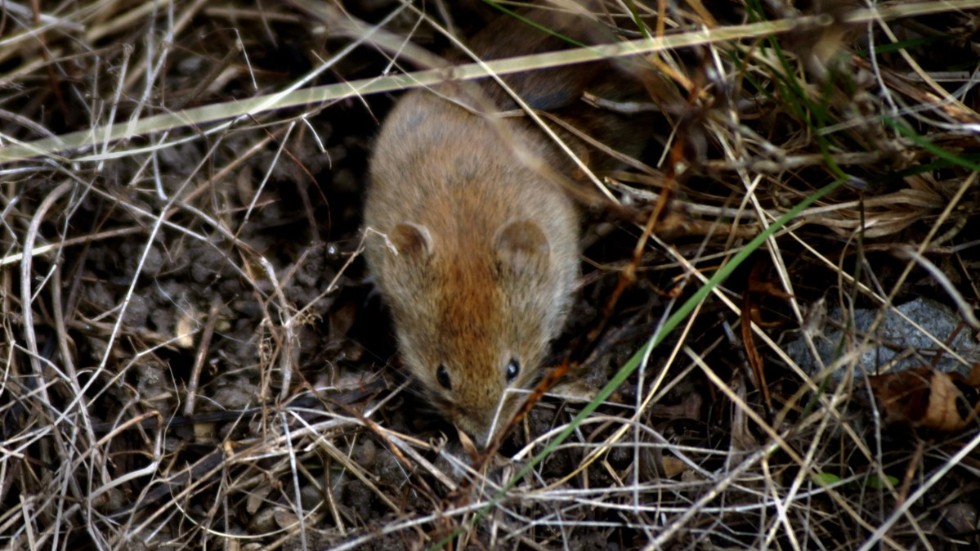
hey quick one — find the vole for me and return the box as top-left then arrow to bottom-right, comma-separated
364,2 -> 647,446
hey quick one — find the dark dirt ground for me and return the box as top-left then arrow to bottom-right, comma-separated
2,1 -> 980,549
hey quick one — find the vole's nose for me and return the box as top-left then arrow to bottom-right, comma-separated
458,410 -> 498,451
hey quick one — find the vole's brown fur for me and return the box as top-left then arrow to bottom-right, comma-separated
364,2 -> 646,445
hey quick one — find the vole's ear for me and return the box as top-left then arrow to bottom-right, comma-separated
494,220 -> 550,276
390,223 -> 433,260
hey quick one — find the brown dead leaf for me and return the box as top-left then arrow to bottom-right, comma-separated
660,456 -> 689,479
868,365 -> 980,433
741,261 -> 795,413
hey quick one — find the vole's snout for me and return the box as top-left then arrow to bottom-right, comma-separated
453,391 -> 525,449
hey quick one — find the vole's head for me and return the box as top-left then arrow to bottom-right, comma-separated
374,219 -> 563,447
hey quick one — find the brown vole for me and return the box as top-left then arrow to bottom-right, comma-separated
364,3 -> 645,446
365,88 -> 579,445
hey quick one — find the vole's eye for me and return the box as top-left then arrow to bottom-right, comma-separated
506,359 -> 520,382
436,365 -> 452,390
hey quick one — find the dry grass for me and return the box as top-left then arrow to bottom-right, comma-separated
2,0 -> 980,549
